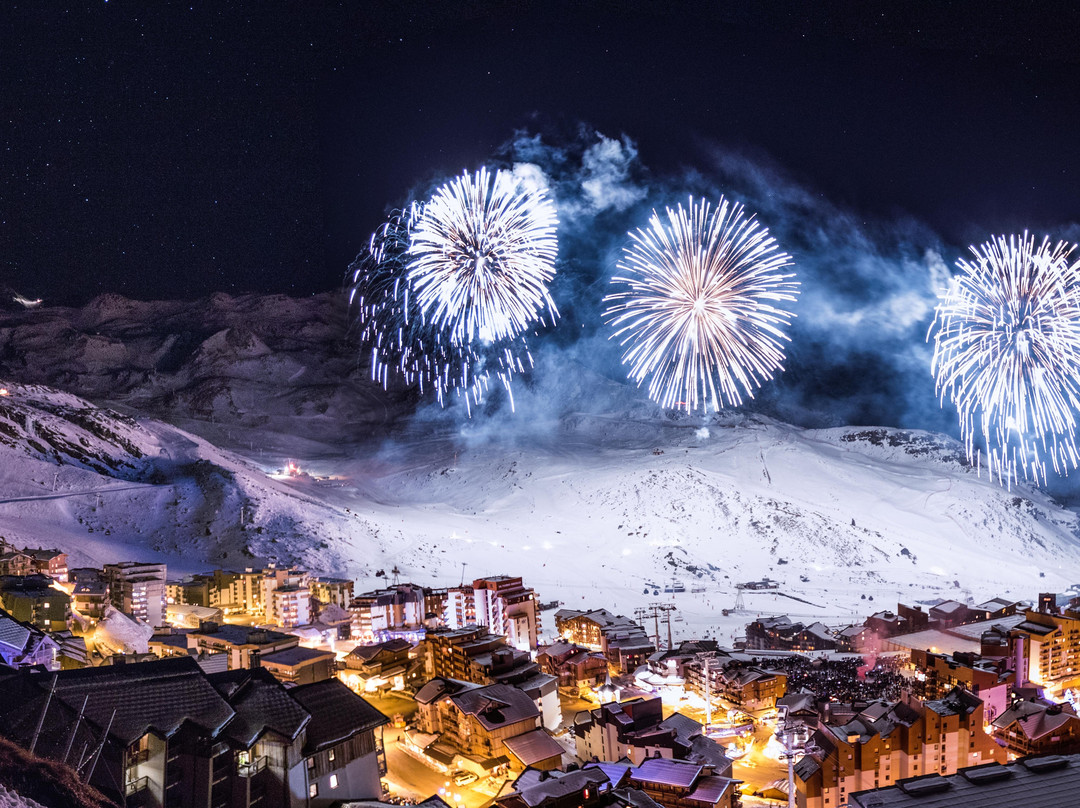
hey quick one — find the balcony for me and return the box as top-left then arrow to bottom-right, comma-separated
125,776 -> 150,797
238,755 -> 268,778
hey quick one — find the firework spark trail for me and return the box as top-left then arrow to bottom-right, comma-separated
929,232 -> 1080,486
347,181 -> 549,414
408,167 -> 559,345
603,196 -> 798,412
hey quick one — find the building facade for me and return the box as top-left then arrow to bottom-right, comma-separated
795,688 -> 1006,808
104,562 -> 167,628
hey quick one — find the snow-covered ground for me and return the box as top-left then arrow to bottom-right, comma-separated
1,381 -> 1078,645
0,784 -> 45,808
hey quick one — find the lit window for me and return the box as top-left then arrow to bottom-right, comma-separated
330,774 -> 338,789
328,749 -> 335,763
309,783 -> 318,798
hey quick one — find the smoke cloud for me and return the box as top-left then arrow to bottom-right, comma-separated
393,125 -> 971,448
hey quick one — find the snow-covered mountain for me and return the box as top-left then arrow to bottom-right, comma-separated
0,380 -> 1078,644
2,293 -> 1079,643
0,382 -> 367,576
0,292 -> 409,455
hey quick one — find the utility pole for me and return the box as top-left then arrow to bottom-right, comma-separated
703,654 -> 712,730
777,720 -> 819,808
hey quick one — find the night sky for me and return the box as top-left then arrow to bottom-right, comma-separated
3,2 -> 1078,305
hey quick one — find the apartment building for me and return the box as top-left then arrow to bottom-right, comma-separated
446,576 -> 541,652
415,677 -> 545,765
1009,605 -> 1080,690
104,561 -> 167,627
0,657 -> 387,808
991,698 -> 1080,757
348,583 -> 426,641
554,608 -> 655,673
0,574 -> 71,631
268,585 -> 310,629
795,687 -> 1006,808
310,576 -> 354,610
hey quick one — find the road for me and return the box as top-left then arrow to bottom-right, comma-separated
0,483 -> 146,505
369,691 -> 497,807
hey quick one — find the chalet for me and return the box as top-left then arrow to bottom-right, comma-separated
415,677 -> 544,768
538,640 -> 609,692
973,597 -> 1020,622
628,757 -> 740,808
929,600 -> 973,628
0,607 -> 58,669
745,616 -> 835,652
573,695 -> 733,773
991,699 -> 1080,757
289,678 -> 389,805
340,637 -> 420,693
0,551 -> 33,578
24,548 -> 68,582
495,767 -> 621,808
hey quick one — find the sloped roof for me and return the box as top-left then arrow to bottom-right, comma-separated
414,676 -> 479,704
290,678 -> 388,753
503,729 -> 565,766
686,775 -> 737,804
925,687 -> 981,718
0,610 -> 32,655
993,700 -> 1079,740
207,667 -> 310,747
260,646 -> 334,668
583,761 -> 631,787
849,754 -> 1080,807
660,711 -> 703,745
631,757 -> 703,788
510,767 -> 609,808
451,683 -> 538,730
348,637 -> 411,661
976,597 -> 1017,611
5,656 -> 235,747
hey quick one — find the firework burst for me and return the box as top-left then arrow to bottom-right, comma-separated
930,233 -> 1080,486
347,185 -> 545,414
408,167 -> 559,345
604,196 -> 798,411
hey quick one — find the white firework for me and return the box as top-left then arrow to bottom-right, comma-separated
408,166 -> 559,345
347,197 -> 542,415
930,232 -> 1080,486
604,196 -> 799,411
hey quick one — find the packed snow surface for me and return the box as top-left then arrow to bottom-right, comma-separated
1,380 -> 1078,643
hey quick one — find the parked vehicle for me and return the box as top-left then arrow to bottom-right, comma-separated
452,770 -> 478,786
